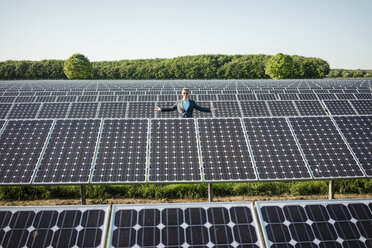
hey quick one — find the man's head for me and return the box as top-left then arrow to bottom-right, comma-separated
182,88 -> 190,100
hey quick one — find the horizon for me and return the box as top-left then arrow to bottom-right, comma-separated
1,0 -> 371,69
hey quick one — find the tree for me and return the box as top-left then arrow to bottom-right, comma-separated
265,53 -> 294,79
63,53 -> 92,79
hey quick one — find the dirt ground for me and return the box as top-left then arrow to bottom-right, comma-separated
1,193 -> 371,206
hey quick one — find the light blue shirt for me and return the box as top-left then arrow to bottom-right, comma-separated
182,99 -> 190,111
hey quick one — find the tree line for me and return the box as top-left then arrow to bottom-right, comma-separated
328,68 -> 372,78
0,54 -> 333,80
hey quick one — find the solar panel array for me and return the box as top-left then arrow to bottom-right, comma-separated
2,199 -> 371,248
0,79 -> 372,185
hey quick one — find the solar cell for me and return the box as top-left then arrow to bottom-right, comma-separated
240,101 -> 270,117
278,93 -> 299,100
149,119 -> 201,182
68,103 -> 98,118
217,94 -> 237,101
256,199 -> 372,248
37,103 -> 70,118
294,100 -> 327,116
0,120 -> 53,184
98,102 -> 127,118
109,202 -> 262,248
354,93 -> 372,99
336,93 -> 356,100
267,101 -> 299,116
0,205 -> 110,248
198,94 -> 217,101
334,116 -> 372,176
213,101 -> 242,117
323,100 -> 357,115
317,93 -> 337,100
7,103 -> 40,119
98,95 -> 117,102
33,119 -> 101,183
350,100 -> 372,114
158,95 -> 178,102
243,118 -> 311,180
288,117 -> 364,178
197,118 -> 257,181
138,95 -> 158,101
77,96 -> 97,102
127,102 -> 155,118
92,119 -> 148,183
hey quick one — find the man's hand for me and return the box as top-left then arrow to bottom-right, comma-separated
154,107 -> 161,111
211,108 -> 216,112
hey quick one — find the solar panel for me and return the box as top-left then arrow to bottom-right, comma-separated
298,93 -> 318,100
0,205 -> 110,248
149,119 -> 201,182
197,118 -> 257,181
15,96 -> 35,103
67,103 -> 98,118
256,199 -> 372,248
56,96 -> 77,102
217,94 -> 237,101
278,93 -> 299,100
98,102 -> 127,118
0,97 -> 15,103
0,120 -> 53,184
294,100 -> 327,116
7,103 -> 40,119
37,103 -> 69,119
0,104 -> 12,119
244,118 -> 311,180
213,101 -> 242,117
267,101 -> 299,116
197,94 -> 217,101
92,119 -> 148,183
158,95 -> 178,102
336,93 -> 356,100
350,100 -> 372,114
355,93 -> 372,99
288,117 -> 365,178
237,94 -> 257,100
138,95 -> 158,101
323,100 -> 357,115
127,102 -> 155,118
317,93 -> 337,100
240,101 -> 270,117
256,94 -> 277,100
35,96 -> 56,102
108,202 -> 263,247
77,96 -> 97,102
33,119 -> 101,184
334,116 -> 372,176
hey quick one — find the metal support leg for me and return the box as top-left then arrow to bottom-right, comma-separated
81,185 -> 86,205
328,180 -> 334,200
208,183 -> 213,202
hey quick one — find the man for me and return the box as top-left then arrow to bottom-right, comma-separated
155,88 -> 216,118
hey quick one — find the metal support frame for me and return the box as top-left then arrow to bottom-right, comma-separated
208,183 -> 213,202
328,180 -> 334,200
81,185 -> 86,205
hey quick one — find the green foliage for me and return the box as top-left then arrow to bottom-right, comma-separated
2,180 -> 370,201
328,69 -> 372,78
265,53 -> 294,79
0,54 -> 331,80
63,53 -> 92,79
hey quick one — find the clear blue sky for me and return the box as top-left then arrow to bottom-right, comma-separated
1,0 -> 371,69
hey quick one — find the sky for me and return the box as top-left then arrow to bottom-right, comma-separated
0,0 -> 371,69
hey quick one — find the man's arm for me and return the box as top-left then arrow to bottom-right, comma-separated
161,103 -> 177,112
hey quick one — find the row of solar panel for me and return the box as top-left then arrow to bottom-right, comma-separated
0,116 -> 371,185
1,199 -> 371,248
1,100 -> 372,119
1,92 -> 372,102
